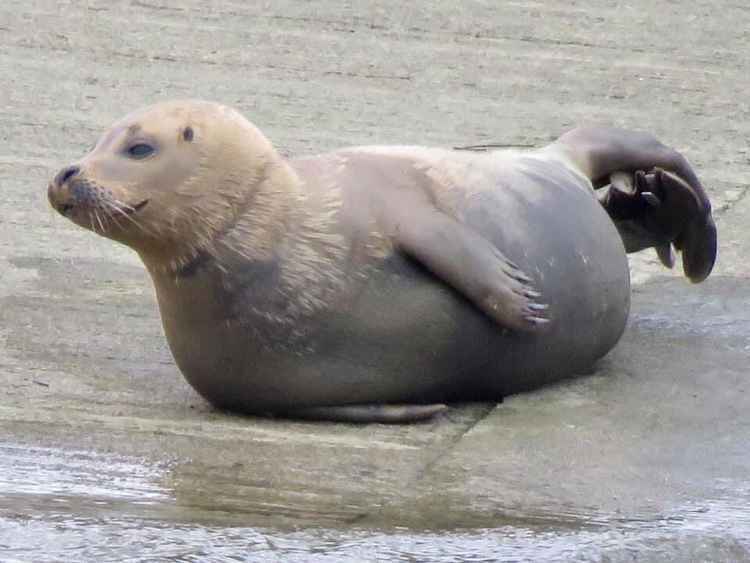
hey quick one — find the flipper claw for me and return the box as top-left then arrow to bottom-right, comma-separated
641,191 -> 661,207
396,208 -> 551,332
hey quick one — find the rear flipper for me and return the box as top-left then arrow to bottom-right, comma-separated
281,403 -> 448,423
598,168 -> 717,283
556,126 -> 716,282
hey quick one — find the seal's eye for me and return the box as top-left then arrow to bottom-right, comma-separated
126,143 -> 155,159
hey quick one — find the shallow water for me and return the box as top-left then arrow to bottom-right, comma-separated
2,443 -> 748,562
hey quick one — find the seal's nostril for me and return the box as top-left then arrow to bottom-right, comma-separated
55,165 -> 80,186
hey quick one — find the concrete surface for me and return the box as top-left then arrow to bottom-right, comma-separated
1,0 -> 749,560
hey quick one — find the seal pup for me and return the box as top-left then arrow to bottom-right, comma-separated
48,101 -> 717,422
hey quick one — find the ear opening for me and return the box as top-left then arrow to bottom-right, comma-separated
182,126 -> 194,142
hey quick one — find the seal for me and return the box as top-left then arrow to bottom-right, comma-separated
48,100 -> 717,422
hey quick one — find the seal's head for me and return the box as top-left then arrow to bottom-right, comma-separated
48,100 -> 281,270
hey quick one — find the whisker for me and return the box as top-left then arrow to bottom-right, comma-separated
103,202 -> 125,231
94,210 -> 106,233
103,199 -> 130,223
106,199 -> 156,237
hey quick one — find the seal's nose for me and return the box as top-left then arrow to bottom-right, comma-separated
53,165 -> 80,187
49,164 -> 81,216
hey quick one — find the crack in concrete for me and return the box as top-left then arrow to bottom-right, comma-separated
348,403 -> 498,528
714,184 -> 750,217
415,404 -> 498,482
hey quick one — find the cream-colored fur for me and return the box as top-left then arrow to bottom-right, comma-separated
65,100 -> 303,274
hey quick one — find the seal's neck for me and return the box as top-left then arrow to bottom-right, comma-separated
140,155 -> 302,278
143,154 -> 350,328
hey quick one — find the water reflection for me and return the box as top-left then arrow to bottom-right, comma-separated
0,443 -> 169,501
1,511 -> 749,562
0,443 -> 747,562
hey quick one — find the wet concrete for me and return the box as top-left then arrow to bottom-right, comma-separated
1,0 -> 750,560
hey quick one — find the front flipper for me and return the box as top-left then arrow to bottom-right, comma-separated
395,209 -> 549,332
283,404 -> 447,423
599,168 -> 717,282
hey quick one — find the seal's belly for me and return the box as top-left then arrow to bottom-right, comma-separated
157,159 -> 629,412
321,163 -> 631,400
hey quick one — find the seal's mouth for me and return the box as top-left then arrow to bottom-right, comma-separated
51,196 -> 148,218
123,199 -> 149,215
